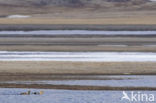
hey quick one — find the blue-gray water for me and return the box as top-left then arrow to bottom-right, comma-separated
0,88 -> 155,103
1,75 -> 156,87
0,30 -> 156,35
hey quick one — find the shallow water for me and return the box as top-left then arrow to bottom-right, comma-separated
0,30 -> 156,35
2,75 -> 156,87
0,88 -> 155,103
0,51 -> 156,61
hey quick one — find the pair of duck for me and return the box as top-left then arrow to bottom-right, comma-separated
20,91 -> 44,95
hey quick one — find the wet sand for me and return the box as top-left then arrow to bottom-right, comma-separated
0,74 -> 156,90
0,61 -> 156,75
1,83 -> 156,91
0,61 -> 156,90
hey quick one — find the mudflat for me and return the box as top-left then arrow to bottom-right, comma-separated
1,83 -> 156,91
0,61 -> 156,75
0,61 -> 156,90
0,17 -> 156,25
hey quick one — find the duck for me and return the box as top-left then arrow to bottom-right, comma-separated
33,91 -> 44,95
20,90 -> 31,95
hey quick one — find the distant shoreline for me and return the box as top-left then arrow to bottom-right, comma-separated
0,83 -> 156,91
0,73 -> 156,90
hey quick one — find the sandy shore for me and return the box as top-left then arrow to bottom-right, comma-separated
0,61 -> 156,75
0,17 -> 156,25
2,45 -> 156,52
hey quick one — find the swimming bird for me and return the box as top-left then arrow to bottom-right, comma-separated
33,91 -> 44,95
20,90 -> 31,95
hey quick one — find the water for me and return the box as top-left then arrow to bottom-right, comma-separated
2,75 -> 156,87
0,51 -> 156,61
0,88 -> 155,103
0,30 -> 156,35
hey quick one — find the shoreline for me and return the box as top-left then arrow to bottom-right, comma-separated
0,73 -> 155,90
0,73 -> 156,82
0,84 -> 156,91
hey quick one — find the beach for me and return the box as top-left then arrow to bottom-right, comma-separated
0,61 -> 156,75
